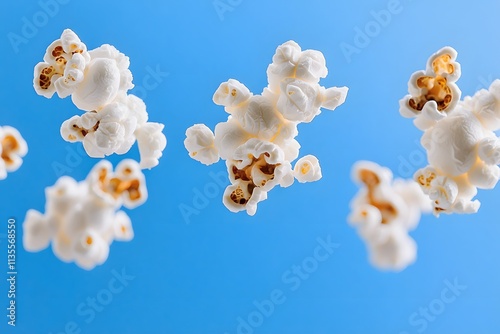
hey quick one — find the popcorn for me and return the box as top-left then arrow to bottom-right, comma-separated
135,122 -> 167,169
293,155 -> 322,183
348,161 -> 431,271
400,47 -> 500,215
185,41 -> 348,215
34,29 -> 91,99
34,29 -> 166,169
184,124 -> 219,165
0,126 -> 28,180
22,159 -> 147,270
399,47 -> 461,130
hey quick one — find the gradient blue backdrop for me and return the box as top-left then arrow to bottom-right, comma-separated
1,0 -> 499,333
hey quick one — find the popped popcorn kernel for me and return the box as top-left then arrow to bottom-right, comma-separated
22,160 -> 147,270
184,124 -> 219,165
400,47 -> 461,130
0,126 -> 28,179
293,155 -> 322,183
349,161 -> 431,271
186,41 -> 348,215
34,29 -> 166,168
400,47 -> 500,215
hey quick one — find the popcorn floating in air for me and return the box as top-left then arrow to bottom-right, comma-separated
34,29 -> 166,169
185,41 -> 348,215
400,47 -> 500,215
348,161 -> 431,271
22,159 -> 146,270
0,126 -> 28,180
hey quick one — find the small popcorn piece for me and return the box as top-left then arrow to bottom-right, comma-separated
400,47 -> 461,130
223,139 -> 293,215
23,160 -> 147,270
60,93 -> 166,168
135,122 -> 167,169
277,79 -> 323,123
213,79 -> 252,112
349,161 -> 431,271
71,44 -> 133,112
428,176 -> 459,211
223,183 -> 268,216
229,139 -> 292,192
22,210 -> 52,252
184,124 -> 219,165
84,102 -> 138,157
186,41 -> 348,215
0,126 -> 28,180
414,166 -> 480,215
33,29 -> 90,99
267,41 -> 328,92
87,159 -> 148,209
293,155 -> 322,183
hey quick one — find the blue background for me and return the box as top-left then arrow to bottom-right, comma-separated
1,0 -> 499,333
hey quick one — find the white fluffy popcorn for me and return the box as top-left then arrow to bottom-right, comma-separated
184,124 -> 219,165
400,47 -> 500,215
22,159 -> 146,270
348,161 -> 431,271
0,126 -> 28,180
185,41 -> 348,215
293,155 -> 322,183
34,29 -> 166,169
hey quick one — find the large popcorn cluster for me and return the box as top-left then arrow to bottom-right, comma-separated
22,159 -> 146,270
349,161 -> 431,271
33,29 -> 166,169
400,47 -> 500,215
0,126 -> 27,180
184,41 -> 348,215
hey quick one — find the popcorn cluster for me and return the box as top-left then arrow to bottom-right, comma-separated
0,126 -> 27,180
22,159 -> 146,270
349,161 -> 431,271
33,29 -> 166,169
400,47 -> 500,215
184,41 -> 348,215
